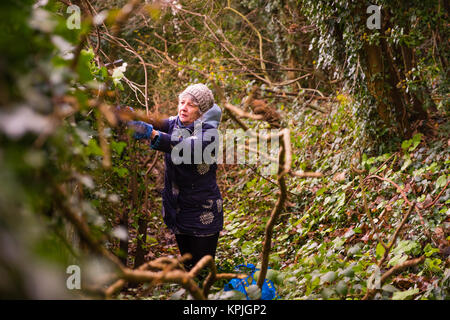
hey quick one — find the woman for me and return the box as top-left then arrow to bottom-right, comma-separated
129,84 -> 223,271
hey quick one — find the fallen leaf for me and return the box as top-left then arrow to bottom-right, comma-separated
333,172 -> 346,182
361,232 -> 371,243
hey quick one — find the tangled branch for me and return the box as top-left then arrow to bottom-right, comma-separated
215,85 -> 322,289
55,181 -> 245,300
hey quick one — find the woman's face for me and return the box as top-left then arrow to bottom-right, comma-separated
178,94 -> 201,125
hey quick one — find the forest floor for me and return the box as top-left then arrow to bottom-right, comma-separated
117,103 -> 449,300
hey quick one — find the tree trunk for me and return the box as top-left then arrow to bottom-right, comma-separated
133,215 -> 148,269
119,211 -> 129,266
380,39 -> 410,136
400,44 -> 437,115
287,52 -> 298,94
363,40 -> 412,137
362,43 -> 391,127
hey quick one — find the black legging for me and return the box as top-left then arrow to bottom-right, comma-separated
175,233 -> 219,271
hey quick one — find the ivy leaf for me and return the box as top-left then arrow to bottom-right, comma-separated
113,167 -> 129,178
146,236 -> 158,245
316,187 -> 326,196
401,157 -> 412,171
391,240 -> 419,256
425,257 -> 442,272
392,288 -> 419,300
169,288 -> 186,300
320,271 -> 337,284
424,243 -> 440,257
99,66 -> 108,79
436,174 -> 448,189
246,177 -> 257,189
388,254 -> 408,267
246,285 -> 261,300
76,48 -> 95,83
111,141 -> 127,156
401,139 -> 412,152
382,284 -> 399,293
376,242 -> 385,259
409,133 -> 423,152
85,138 -> 102,156
241,241 -> 255,256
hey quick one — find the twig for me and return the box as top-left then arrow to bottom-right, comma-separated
279,129 -> 292,179
379,204 -> 415,267
380,256 -> 425,284
122,268 -> 206,300
360,174 -> 386,248
54,184 -> 124,268
224,103 -> 264,121
96,109 -> 111,168
105,254 -> 191,298
289,171 -> 323,178
366,174 -> 413,206
145,151 -> 159,176
188,255 -> 246,298
362,203 -> 417,300
223,5 -> 271,85
423,179 -> 449,209
363,255 -> 425,300
257,130 -> 289,289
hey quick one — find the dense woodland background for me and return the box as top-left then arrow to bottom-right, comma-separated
0,0 -> 449,300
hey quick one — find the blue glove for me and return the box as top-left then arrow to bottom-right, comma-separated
127,120 -> 153,139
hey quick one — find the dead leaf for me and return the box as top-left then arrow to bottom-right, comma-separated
375,196 -> 384,204
333,172 -> 346,182
285,201 -> 296,208
434,227 -> 445,240
361,232 -> 371,243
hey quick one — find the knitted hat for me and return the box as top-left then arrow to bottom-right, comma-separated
179,84 -> 214,114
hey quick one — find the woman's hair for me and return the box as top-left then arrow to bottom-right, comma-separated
178,92 -> 200,108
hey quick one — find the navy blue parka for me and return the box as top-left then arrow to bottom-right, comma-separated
150,104 -> 223,236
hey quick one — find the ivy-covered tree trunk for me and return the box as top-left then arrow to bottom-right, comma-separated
362,42 -> 402,131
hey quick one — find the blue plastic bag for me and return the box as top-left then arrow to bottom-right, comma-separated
224,264 -> 279,300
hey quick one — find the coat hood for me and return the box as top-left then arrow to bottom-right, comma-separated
200,103 -> 222,129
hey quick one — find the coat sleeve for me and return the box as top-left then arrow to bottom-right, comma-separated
153,118 -> 170,133
151,125 -> 219,164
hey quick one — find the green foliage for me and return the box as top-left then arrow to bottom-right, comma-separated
0,0 -> 447,300
218,85 -> 449,299
300,0 -> 448,139
392,287 -> 419,300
